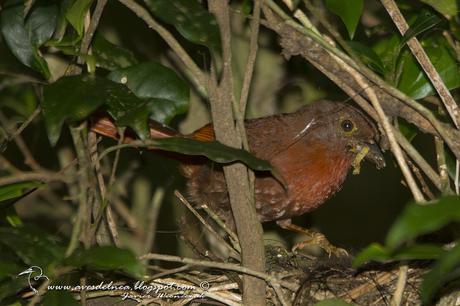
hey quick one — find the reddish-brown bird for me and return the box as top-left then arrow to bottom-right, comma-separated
91,100 -> 385,253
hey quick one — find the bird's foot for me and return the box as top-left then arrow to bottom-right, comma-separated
292,232 -> 348,257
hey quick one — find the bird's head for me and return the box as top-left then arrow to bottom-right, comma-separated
300,100 -> 386,170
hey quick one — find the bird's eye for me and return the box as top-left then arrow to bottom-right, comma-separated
341,119 -> 354,132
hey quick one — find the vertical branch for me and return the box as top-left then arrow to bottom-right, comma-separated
208,1 -> 266,305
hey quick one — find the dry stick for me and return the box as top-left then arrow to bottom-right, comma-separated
9,106 -> 41,139
238,0 -> 262,113
380,0 -> 460,128
435,136 -> 451,193
144,187 -> 165,254
117,0 -> 206,94
80,0 -> 107,56
174,190 -> 241,261
0,110 -> 43,171
0,171 -> 66,186
140,253 -> 298,292
208,2 -> 266,304
339,57 -> 425,306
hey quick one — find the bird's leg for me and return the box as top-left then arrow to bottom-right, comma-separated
276,219 -> 348,257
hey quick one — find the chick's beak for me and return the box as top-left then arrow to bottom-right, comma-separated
365,142 -> 386,169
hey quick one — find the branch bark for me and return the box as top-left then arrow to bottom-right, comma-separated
208,1 -> 266,305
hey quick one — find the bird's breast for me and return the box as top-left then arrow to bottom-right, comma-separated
255,140 -> 353,222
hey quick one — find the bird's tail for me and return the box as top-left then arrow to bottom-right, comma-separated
89,113 -> 180,143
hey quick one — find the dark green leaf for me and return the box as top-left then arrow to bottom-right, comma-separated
354,243 -> 444,267
108,61 -> 189,128
325,0 -> 363,39
421,241 -> 460,304
42,290 -> 80,306
398,119 -> 418,142
444,146 -> 457,180
147,137 -> 272,172
401,10 -> 442,46
353,243 -> 390,267
0,182 -> 42,202
372,35 -> 402,81
314,299 -> 355,306
0,0 -> 50,78
42,75 -> 144,145
144,0 -> 221,52
348,41 -> 385,75
25,1 -> 59,46
64,246 -> 145,278
92,34 -> 138,70
0,227 -> 64,268
386,196 -> 460,249
398,40 -> 460,99
420,0 -> 457,19
242,0 -> 252,15
65,0 -> 93,37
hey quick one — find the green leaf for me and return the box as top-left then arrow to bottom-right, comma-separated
348,41 -> 385,75
398,40 -> 460,99
25,1 -> 59,46
42,291 -> 79,306
420,0 -> 458,19
64,246 -> 145,278
42,74 -> 144,145
144,0 -> 221,52
0,0 -> 50,78
0,227 -> 64,268
314,299 -> 355,306
386,196 -> 460,249
398,119 -> 418,142
65,0 -> 93,37
354,243 -> 444,267
325,0 -> 363,39
421,241 -> 460,304
92,34 -> 138,70
108,61 -> 189,126
401,10 -> 442,46
0,182 -> 42,202
144,137 -> 273,172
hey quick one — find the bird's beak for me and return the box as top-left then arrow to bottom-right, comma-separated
364,142 -> 386,169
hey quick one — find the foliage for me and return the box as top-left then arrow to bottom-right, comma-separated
1,0 -> 460,304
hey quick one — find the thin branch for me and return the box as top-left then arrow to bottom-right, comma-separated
174,190 -> 241,261
0,110 -> 43,171
9,106 -> 41,140
80,0 -> 108,56
0,171 -> 66,186
238,0 -> 262,113
117,0 -> 207,93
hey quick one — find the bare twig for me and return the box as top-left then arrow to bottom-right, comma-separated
80,0 -> 108,56
174,190 -> 241,261
0,171 -> 66,186
0,110 -> 43,171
